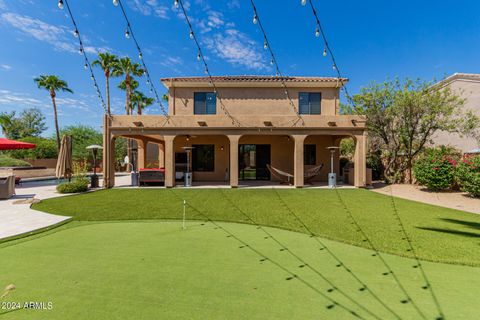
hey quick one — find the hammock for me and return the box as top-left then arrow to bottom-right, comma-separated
267,164 -> 324,185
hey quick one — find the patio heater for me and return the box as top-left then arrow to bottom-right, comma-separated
326,146 -> 340,188
86,145 -> 103,188
182,146 -> 195,187
131,147 -> 139,186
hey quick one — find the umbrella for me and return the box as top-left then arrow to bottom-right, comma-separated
0,138 -> 35,150
55,135 -> 73,180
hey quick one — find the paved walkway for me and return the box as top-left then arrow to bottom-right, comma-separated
372,183 -> 480,214
0,182 -> 71,240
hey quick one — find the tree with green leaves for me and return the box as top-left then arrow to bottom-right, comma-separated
0,108 -> 47,140
131,91 -> 154,115
112,57 -> 144,115
92,52 -> 119,115
347,78 -> 479,183
33,75 -> 73,150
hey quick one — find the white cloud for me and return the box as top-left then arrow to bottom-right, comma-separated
0,89 -> 45,107
203,29 -> 268,70
0,12 -> 111,54
0,0 -> 6,10
128,0 -> 170,19
227,0 -> 240,10
0,64 -> 11,70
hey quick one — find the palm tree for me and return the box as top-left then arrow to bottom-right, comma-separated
92,52 -> 119,115
112,57 -> 144,115
0,112 -> 14,138
131,91 -> 154,115
33,75 -> 73,149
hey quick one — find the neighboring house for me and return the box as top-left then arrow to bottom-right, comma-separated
432,73 -> 480,153
102,76 -> 367,188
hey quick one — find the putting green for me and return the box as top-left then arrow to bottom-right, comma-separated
0,221 -> 478,319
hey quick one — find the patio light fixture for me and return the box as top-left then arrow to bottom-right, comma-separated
197,121 -> 207,127
86,145 -> 103,188
263,121 -> 273,127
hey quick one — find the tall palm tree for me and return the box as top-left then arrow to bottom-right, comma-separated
33,75 -> 73,149
112,57 -> 144,115
131,91 -> 154,115
92,52 -> 119,115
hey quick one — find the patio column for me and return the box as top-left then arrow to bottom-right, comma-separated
109,137 -> 116,188
164,135 -> 175,188
158,143 -> 165,168
137,139 -> 147,169
354,132 -> 367,187
293,135 -> 307,188
102,114 -> 113,188
228,135 -> 241,188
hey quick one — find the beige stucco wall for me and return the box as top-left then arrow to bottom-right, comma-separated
432,79 -> 480,153
162,134 -> 344,183
170,86 -> 339,116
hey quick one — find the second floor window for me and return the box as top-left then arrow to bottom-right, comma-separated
299,92 -> 321,115
194,92 -> 216,115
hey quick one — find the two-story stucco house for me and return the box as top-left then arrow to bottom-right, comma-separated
432,73 -> 480,153
102,76 -> 367,188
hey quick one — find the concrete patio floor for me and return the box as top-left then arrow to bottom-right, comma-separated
372,183 -> 480,215
0,182 -> 71,241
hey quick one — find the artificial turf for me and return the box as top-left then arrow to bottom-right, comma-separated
1,221 -> 479,320
31,188 -> 480,266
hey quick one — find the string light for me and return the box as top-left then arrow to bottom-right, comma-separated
315,26 -> 320,37
113,0 -> 169,117
125,28 -> 130,39
249,0 -> 303,126
301,0 -> 307,6
175,0 -> 243,127
113,0 -> 118,6
323,48 -> 327,57
174,0 -> 179,8
60,0 -> 107,114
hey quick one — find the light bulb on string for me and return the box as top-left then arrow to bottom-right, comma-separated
79,47 -> 84,54
197,52 -> 201,61
73,29 -> 79,38
125,29 -> 130,39
113,0 -> 119,6
332,64 -> 336,70
323,48 -> 327,57
204,67 -> 209,75
58,0 -> 64,9
301,0 -> 307,6
189,30 -> 194,39
263,40 -> 268,50
84,63 -> 88,70
315,27 -> 320,38
253,14 -> 258,24
174,0 -> 179,8
146,79 -> 150,85
91,75 -> 94,80
270,58 -> 274,66
138,52 -> 143,59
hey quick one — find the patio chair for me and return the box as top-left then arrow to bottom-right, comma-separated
0,175 -> 15,199
267,164 -> 324,185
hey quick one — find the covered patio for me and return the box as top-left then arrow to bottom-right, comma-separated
102,115 -> 367,188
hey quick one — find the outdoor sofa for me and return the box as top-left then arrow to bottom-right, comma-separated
139,168 -> 165,186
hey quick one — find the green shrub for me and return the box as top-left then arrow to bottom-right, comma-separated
56,178 -> 89,194
413,148 -> 458,191
0,156 -> 32,167
456,155 -> 480,197
5,136 -> 57,159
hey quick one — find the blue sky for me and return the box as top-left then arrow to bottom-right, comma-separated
0,0 -> 479,136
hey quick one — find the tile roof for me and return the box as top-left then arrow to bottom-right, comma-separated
161,75 -> 348,83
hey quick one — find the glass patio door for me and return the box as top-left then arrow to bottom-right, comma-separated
238,144 -> 271,180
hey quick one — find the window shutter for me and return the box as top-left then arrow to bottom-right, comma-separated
309,93 -> 321,114
206,92 -> 216,114
194,92 -> 206,114
299,93 -> 309,114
